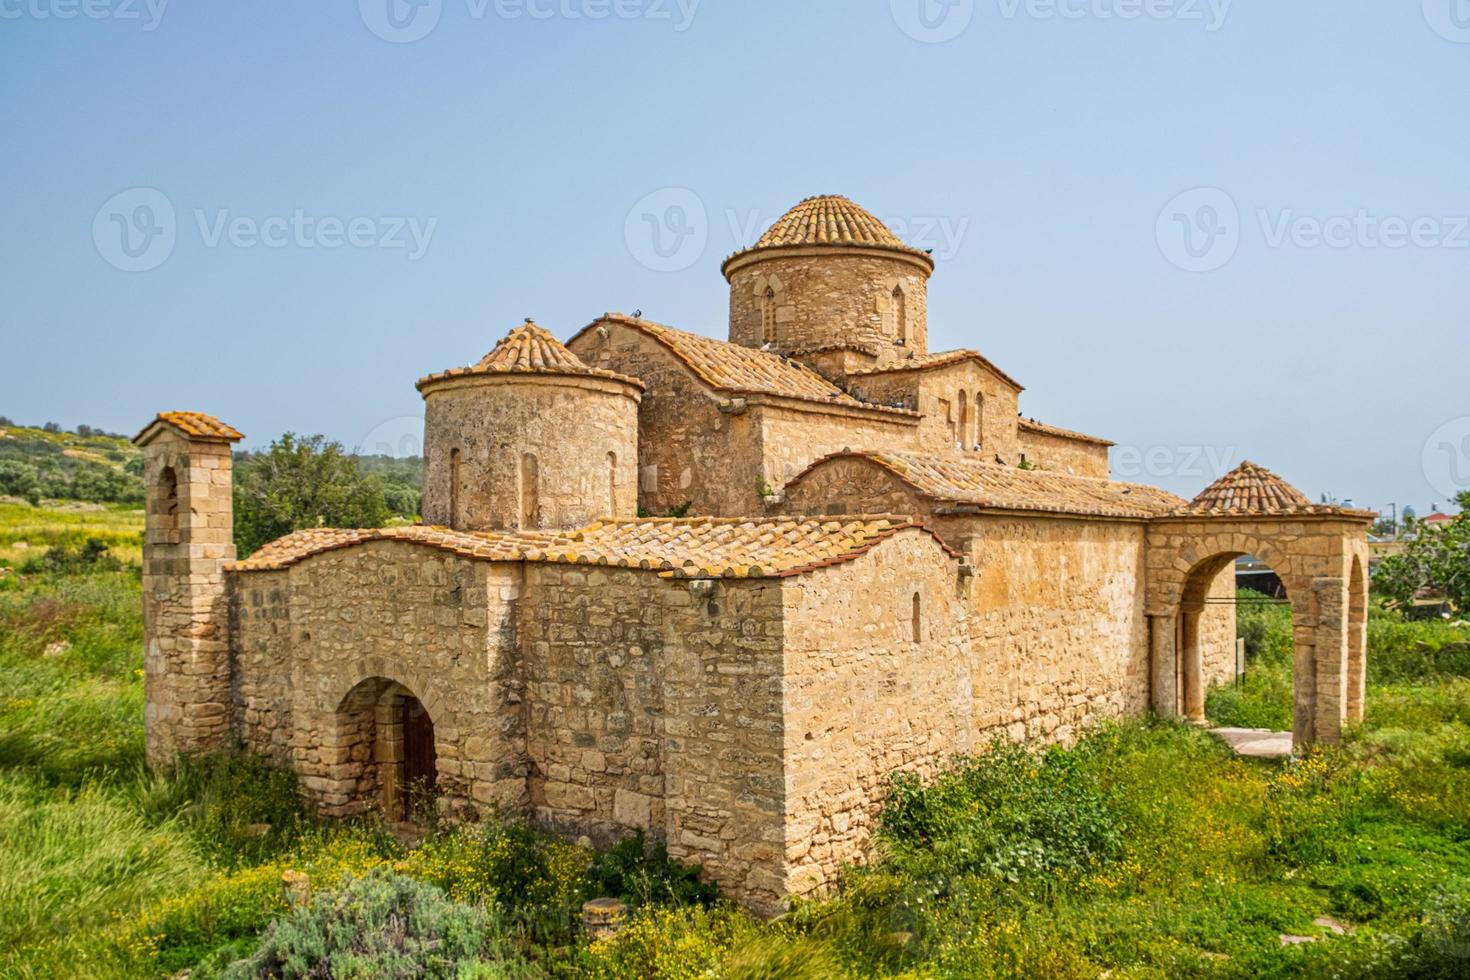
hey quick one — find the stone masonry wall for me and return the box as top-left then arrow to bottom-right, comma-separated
1017,426 -> 1110,479
570,323 -> 762,517
518,566 -> 667,842
848,360 -> 1022,463
141,430 -> 236,765
230,542 -> 525,819
934,513 -> 1152,743
421,375 -> 639,531
727,250 -> 931,367
780,532 -> 971,899
756,403 -> 919,495
519,563 -> 790,913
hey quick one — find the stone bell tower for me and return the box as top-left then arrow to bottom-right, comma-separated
133,411 -> 243,766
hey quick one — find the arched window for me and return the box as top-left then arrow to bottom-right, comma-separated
892,285 -> 907,344
761,286 -> 777,344
911,592 -> 922,643
519,452 -> 539,528
974,392 -> 985,450
957,391 -> 968,452
606,451 -> 618,516
158,466 -> 178,533
448,449 -> 461,526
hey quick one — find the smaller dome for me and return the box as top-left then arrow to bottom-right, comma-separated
1184,461 -> 1313,514
417,321 -> 642,391
756,195 -> 907,249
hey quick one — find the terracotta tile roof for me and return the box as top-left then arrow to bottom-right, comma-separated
847,349 -> 1024,392
790,450 -> 1184,519
722,196 -> 935,273
574,315 -> 918,418
755,196 -> 908,249
227,516 -> 959,579
1019,418 -> 1114,447
1172,461 -> 1375,519
417,321 -> 643,391
133,411 -> 244,445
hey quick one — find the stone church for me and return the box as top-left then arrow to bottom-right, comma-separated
135,195 -> 1373,913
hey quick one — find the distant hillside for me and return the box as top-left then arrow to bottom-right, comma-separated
0,415 -> 425,516
0,418 -> 143,505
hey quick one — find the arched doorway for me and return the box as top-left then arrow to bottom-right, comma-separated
335,677 -> 439,823
1174,551 -> 1303,729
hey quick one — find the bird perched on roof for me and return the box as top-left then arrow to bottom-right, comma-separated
632,309 -> 642,318
995,455 -> 1005,465
760,342 -> 773,351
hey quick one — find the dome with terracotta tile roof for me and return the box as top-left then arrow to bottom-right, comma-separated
417,321 -> 643,391
722,195 -> 934,275
1178,461 -> 1314,515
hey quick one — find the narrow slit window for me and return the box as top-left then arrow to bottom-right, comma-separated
606,451 -> 618,516
449,449 -> 461,526
761,286 -> 777,344
912,592 -> 922,643
892,285 -> 907,343
519,452 -> 539,528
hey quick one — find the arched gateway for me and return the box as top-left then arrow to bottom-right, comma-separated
1145,462 -> 1373,747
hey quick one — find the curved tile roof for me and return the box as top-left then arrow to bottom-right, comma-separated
1171,461 -> 1373,518
417,321 -> 643,391
723,195 -> 934,272
133,411 -> 244,445
1018,417 -> 1114,447
228,516 -> 960,579
790,450 -> 1184,520
573,315 -> 918,417
756,195 -> 907,249
847,348 -> 1024,392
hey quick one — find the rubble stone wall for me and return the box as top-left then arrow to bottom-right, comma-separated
1017,426 -> 1110,479
726,248 -> 931,367
420,375 -> 639,531
779,532 -> 970,899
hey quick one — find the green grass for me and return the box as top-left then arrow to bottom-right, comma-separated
5,519 -> 1470,977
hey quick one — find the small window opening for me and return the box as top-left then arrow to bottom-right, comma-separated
158,466 -> 179,532
606,451 -> 618,516
892,285 -> 907,343
912,592 -> 922,643
519,452 -> 539,528
449,449 -> 461,526
761,286 -> 778,344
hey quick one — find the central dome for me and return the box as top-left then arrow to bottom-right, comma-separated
754,195 -> 907,249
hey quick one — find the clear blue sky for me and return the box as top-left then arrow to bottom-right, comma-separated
3,0 -> 1467,514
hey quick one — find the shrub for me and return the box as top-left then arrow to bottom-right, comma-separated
20,538 -> 122,576
586,831 -> 717,909
878,738 -> 1122,891
221,868 -> 534,979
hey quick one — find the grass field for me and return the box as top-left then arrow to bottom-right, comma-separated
3,504 -> 1470,977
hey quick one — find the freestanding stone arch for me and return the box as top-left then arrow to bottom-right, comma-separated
1145,463 -> 1374,748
